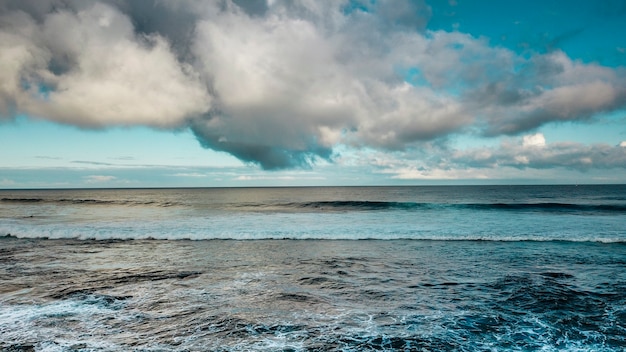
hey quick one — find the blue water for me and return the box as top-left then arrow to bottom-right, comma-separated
0,185 -> 625,351
1,185 -> 625,241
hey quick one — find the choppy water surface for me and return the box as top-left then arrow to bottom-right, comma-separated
1,185 -> 625,351
1,238 -> 625,351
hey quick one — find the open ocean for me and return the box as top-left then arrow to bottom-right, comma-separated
1,185 -> 625,351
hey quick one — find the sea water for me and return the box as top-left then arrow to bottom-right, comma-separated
0,185 -> 625,351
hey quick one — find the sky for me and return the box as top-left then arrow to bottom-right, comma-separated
1,0 -> 626,188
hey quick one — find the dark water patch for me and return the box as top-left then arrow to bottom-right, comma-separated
598,196 -> 626,201
491,274 -> 592,312
72,293 -> 132,307
193,316 -> 261,339
359,289 -> 392,301
539,271 -> 575,279
1,344 -> 35,352
275,292 -> 321,304
322,258 -> 354,269
322,257 -> 370,269
230,199 -> 626,214
248,323 -> 307,335
202,316 -> 249,333
298,276 -> 349,291
49,288 -> 99,300
1,197 -> 181,207
1,198 -> 43,203
232,200 -> 429,212
421,281 -> 461,287
80,293 -> 133,307
47,271 -> 202,300
464,202 -> 626,214
299,276 -> 331,285
89,270 -> 203,285
292,200 -> 425,211
455,314 -> 505,333
297,257 -> 370,273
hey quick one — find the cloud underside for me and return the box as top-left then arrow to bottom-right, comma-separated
1,0 -> 625,170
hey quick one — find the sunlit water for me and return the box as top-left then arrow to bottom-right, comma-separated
1,186 -> 625,351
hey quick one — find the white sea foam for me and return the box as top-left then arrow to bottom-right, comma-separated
0,298 -> 124,351
2,220 -> 625,243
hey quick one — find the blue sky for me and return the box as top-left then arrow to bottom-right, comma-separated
1,0 -> 625,188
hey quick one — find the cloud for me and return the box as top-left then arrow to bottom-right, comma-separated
234,175 -> 325,181
169,172 -> 207,178
84,175 -> 116,183
0,1 -> 210,128
522,133 -> 546,148
450,134 -> 626,171
72,160 -> 115,166
1,0 -> 625,170
357,131 -> 626,181
0,178 -> 16,186
465,51 -> 626,135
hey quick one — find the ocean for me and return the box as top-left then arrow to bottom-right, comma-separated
1,185 -> 625,351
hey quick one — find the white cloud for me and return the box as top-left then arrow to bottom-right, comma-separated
170,173 -> 207,178
1,2 -> 210,128
84,175 -> 116,183
384,167 -> 490,180
0,178 -> 16,186
234,175 -> 325,181
522,133 -> 546,148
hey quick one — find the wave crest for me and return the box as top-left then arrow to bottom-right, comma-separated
235,200 -> 626,214
1,197 -> 179,207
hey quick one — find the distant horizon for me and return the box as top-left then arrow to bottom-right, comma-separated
2,183 -> 625,191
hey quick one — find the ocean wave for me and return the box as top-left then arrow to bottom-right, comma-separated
465,202 -> 626,212
2,232 -> 624,243
0,197 -> 180,207
0,197 -> 44,203
235,200 -> 626,214
260,201 -> 427,211
4,196 -> 626,214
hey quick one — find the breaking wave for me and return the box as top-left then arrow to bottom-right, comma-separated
2,186 -> 624,242
1,197 -> 180,207
235,200 -> 626,214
